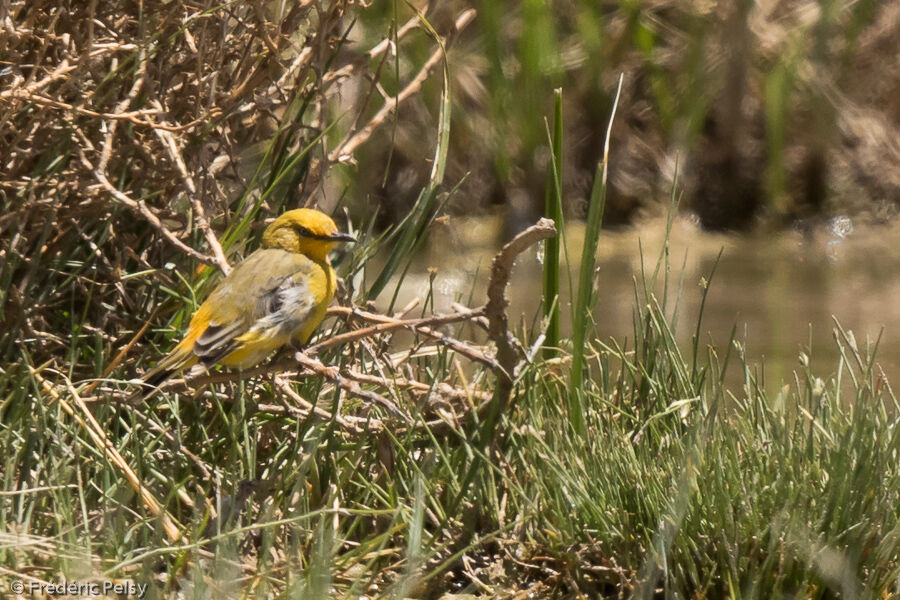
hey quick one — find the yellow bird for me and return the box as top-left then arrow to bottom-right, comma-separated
141,208 -> 355,389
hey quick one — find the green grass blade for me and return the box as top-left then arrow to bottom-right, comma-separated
364,9 -> 451,302
542,88 -> 564,358
571,75 -> 622,401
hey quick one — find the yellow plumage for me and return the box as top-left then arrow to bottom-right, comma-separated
141,208 -> 355,388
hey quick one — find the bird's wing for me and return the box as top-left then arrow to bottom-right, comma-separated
190,249 -> 320,366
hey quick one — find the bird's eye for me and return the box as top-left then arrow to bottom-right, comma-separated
296,225 -> 313,237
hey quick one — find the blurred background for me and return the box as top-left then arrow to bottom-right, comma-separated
338,0 -> 898,232
336,0 -> 900,386
2,0 -> 898,385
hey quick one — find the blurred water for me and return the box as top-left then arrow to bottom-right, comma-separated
371,215 -> 900,392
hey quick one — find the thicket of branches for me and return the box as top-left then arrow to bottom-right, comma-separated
0,1 -> 476,376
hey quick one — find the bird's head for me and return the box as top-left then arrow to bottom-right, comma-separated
262,208 -> 356,262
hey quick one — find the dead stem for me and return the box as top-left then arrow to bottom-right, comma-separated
326,9 -> 476,165
30,367 -> 183,543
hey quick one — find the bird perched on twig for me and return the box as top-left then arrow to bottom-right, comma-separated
139,208 -> 355,391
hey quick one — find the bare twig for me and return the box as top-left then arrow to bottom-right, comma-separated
92,170 -> 220,266
318,305 -> 484,347
327,9 -> 476,164
169,358 -> 409,426
365,14 -> 421,61
2,90 -> 215,131
0,60 -> 78,99
293,352 -> 412,423
313,305 -> 498,369
154,120 -> 231,274
86,49 -> 222,268
224,0 -> 315,104
485,218 -> 557,374
272,375 -> 367,434
482,218 -> 558,441
344,368 -> 491,403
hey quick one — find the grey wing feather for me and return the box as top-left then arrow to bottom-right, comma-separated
250,274 -> 315,335
193,321 -> 245,365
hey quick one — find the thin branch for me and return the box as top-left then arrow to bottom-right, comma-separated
313,305 -> 497,369
154,119 -> 231,274
31,367 -> 182,543
92,170 -> 220,267
327,9 -> 476,164
482,218 -> 557,440
343,368 -> 491,402
485,218 -> 558,376
2,91 -> 216,131
272,375 -> 367,434
293,353 -> 411,423
87,49 -> 222,267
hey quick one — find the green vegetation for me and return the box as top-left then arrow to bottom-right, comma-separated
543,88 -> 564,360
352,0 -> 895,230
4,201 -> 900,596
2,1 -> 899,598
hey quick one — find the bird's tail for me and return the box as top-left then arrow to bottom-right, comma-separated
142,364 -> 178,388
131,341 -> 196,402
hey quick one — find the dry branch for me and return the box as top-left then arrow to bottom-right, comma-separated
154,123 -> 231,275
486,218 -> 558,379
481,218 -> 558,443
272,375 -> 367,434
292,352 -> 411,423
327,9 -> 476,165
314,305 -> 498,369
30,368 -> 182,543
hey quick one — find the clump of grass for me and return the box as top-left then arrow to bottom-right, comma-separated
501,252 -> 900,595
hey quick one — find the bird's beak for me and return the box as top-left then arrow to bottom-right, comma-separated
328,232 -> 357,243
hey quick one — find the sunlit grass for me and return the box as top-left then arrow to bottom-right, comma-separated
5,183 -> 900,595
